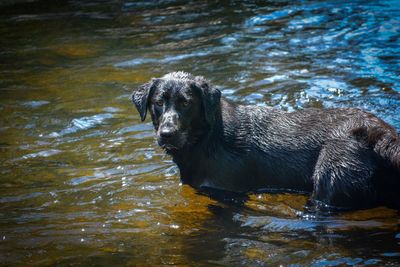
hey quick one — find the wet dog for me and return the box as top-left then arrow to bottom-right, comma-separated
132,72 -> 400,210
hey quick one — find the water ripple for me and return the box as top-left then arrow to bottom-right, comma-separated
114,50 -> 214,68
21,149 -> 62,160
245,9 -> 297,26
48,113 -> 114,137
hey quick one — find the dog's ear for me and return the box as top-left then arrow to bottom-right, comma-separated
192,76 -> 221,126
131,78 -> 160,121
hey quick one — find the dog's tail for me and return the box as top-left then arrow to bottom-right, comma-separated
353,125 -> 400,209
353,126 -> 400,172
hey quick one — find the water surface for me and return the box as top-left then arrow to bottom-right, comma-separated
1,0 -> 399,266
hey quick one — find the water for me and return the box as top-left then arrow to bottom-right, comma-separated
1,0 -> 399,265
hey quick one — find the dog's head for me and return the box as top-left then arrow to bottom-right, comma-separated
132,72 -> 221,152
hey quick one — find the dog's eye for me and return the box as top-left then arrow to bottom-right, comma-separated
155,100 -> 163,106
182,100 -> 189,107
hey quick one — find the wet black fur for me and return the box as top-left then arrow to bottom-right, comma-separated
132,72 -> 400,211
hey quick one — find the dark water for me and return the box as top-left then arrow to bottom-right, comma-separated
1,0 -> 400,266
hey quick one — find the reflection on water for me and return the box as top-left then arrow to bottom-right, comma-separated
0,0 -> 399,265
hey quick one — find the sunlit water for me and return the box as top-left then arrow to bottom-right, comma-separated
1,0 -> 399,266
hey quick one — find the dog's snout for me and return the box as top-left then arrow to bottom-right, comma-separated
159,110 -> 179,139
162,111 -> 178,125
159,126 -> 177,138
156,107 -> 186,150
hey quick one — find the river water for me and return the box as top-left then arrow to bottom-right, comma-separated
1,0 -> 399,266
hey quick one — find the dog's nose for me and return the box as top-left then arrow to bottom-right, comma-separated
159,127 -> 176,138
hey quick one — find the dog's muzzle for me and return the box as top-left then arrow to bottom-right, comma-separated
157,110 -> 185,150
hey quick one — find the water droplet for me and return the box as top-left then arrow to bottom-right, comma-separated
2,236 -> 5,240
170,224 -> 180,229
81,228 -> 85,232
80,238 -> 84,242
102,224 -> 106,228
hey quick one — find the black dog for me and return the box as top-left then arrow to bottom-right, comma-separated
132,72 -> 400,210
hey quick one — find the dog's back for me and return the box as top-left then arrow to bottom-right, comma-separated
188,100 -> 400,209
226,102 -> 400,209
